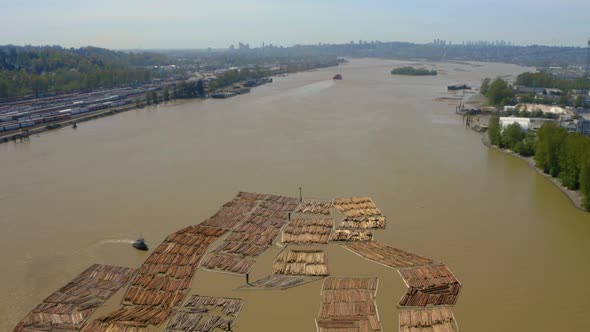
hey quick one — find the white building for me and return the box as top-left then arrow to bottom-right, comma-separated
500,117 -> 530,131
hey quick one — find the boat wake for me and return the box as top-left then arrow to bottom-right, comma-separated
95,239 -> 135,246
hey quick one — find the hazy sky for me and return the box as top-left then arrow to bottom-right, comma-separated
1,0 -> 588,49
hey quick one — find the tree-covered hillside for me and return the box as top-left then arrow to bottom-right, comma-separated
0,45 -> 168,97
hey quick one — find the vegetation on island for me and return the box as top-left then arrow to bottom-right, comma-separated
391,67 -> 437,76
0,45 -> 167,98
488,116 -> 590,209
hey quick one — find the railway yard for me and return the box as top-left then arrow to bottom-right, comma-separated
0,80 -> 176,142
13,192 -> 462,332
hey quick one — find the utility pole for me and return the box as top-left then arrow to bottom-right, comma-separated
299,187 -> 303,203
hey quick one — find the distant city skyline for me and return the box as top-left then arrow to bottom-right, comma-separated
1,0 -> 589,49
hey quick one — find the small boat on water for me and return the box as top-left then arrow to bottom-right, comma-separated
333,74 -> 343,80
132,237 -> 148,251
447,84 -> 471,91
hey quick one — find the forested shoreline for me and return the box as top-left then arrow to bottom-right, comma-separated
0,45 -> 166,98
488,116 -> 590,209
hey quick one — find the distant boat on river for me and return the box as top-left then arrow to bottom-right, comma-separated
333,74 -> 343,80
448,84 -> 471,91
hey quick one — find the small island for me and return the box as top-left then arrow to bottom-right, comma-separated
391,66 -> 438,76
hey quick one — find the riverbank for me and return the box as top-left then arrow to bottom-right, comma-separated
481,133 -> 586,211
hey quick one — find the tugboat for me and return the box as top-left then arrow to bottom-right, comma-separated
132,237 -> 148,251
333,74 -> 343,80
447,84 -> 471,91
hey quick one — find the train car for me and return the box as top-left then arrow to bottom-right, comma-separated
19,121 -> 35,128
4,123 -> 20,131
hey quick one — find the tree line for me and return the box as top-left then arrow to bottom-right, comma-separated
0,45 -> 167,98
136,80 -> 206,107
488,116 -> 590,209
480,72 -> 588,109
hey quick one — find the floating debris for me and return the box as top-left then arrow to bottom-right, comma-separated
14,264 -> 136,332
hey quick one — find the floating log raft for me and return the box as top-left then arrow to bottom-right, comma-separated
273,249 -> 329,276
398,265 -> 462,307
294,200 -> 333,215
14,264 -> 136,332
281,218 -> 334,244
239,274 -> 322,290
330,229 -> 373,242
91,306 -> 172,326
333,197 -> 386,229
201,194 -> 299,274
80,321 -> 148,332
123,225 -> 227,308
199,191 -> 268,229
316,277 -> 382,332
164,295 -> 244,332
343,242 -> 434,268
399,307 -> 458,332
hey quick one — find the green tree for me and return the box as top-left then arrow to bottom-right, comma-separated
517,131 -> 536,157
580,161 -> 590,210
488,114 -> 501,146
145,92 -> 151,105
501,123 -> 525,149
151,91 -> 159,104
196,80 -> 205,97
31,74 -> 49,96
480,78 -> 491,96
163,87 -> 170,102
558,133 -> 590,190
534,122 -> 568,177
487,78 -> 514,107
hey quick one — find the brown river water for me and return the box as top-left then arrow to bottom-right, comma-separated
1,59 -> 589,331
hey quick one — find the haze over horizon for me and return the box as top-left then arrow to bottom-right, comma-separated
1,0 -> 589,49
